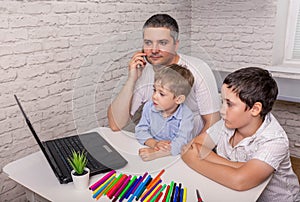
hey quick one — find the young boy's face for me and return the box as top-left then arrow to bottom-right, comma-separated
152,82 -> 180,117
220,84 -> 252,129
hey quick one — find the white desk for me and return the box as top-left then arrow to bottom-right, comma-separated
4,127 -> 269,202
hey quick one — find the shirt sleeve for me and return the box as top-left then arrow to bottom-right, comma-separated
170,105 -> 194,155
179,55 -> 221,115
134,101 -> 153,145
252,135 -> 289,170
193,70 -> 221,115
130,66 -> 154,116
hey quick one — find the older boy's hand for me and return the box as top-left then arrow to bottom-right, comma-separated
181,143 -> 201,164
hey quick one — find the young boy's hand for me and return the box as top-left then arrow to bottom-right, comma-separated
154,140 -> 171,152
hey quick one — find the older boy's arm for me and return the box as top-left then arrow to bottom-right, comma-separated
182,143 -> 274,191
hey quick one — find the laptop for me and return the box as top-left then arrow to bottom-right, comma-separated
14,95 -> 128,184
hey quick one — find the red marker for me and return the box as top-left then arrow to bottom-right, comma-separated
196,189 -> 203,202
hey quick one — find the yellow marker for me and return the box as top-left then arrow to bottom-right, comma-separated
93,173 -> 116,195
144,184 -> 162,202
95,176 -> 116,200
183,187 -> 187,202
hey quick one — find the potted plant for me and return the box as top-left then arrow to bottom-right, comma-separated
68,150 -> 90,190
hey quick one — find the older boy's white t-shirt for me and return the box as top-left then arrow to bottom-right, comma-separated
207,113 -> 300,202
131,54 -> 220,137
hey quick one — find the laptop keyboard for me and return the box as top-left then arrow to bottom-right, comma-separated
52,135 -> 108,173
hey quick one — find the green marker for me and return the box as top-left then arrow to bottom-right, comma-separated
119,175 -> 137,199
166,181 -> 174,202
103,173 -> 123,195
150,183 -> 167,202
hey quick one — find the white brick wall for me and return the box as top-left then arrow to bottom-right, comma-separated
191,0 -> 300,158
1,0 -> 300,201
0,1 -> 191,201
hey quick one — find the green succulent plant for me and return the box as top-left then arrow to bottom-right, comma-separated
68,150 -> 88,175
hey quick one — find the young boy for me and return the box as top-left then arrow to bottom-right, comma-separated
181,67 -> 300,201
135,64 -> 195,161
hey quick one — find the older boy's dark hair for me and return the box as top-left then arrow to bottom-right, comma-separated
155,64 -> 194,97
143,14 -> 179,42
223,67 -> 278,119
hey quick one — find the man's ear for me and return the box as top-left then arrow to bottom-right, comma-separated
175,95 -> 185,104
175,40 -> 179,52
251,102 -> 262,117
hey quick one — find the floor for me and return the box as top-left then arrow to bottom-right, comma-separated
291,156 -> 300,183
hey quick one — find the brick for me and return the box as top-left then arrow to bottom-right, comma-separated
0,69 -> 17,83
58,27 -> 81,37
287,120 -> 300,127
53,3 -> 77,14
22,2 -> 52,15
77,3 -> 98,13
0,17 -> 9,28
27,52 -> 54,65
28,27 -> 57,39
10,16 -> 40,28
43,39 -> 69,50
54,50 -> 72,62
48,81 -> 72,96
68,14 -> 89,25
39,15 -> 68,26
18,64 -> 46,79
36,96 -> 62,111
14,42 -> 42,54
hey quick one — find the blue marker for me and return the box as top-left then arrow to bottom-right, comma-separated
125,176 -> 141,199
173,186 -> 179,202
180,188 -> 183,202
92,176 -> 114,198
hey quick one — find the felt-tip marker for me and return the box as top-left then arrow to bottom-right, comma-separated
196,189 -> 203,202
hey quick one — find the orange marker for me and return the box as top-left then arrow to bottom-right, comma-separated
147,169 -> 165,189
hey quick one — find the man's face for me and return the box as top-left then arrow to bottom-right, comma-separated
143,27 -> 179,69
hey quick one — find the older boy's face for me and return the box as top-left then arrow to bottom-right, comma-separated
220,84 -> 252,130
143,27 -> 179,69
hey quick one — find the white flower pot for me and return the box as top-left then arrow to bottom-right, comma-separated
71,167 -> 90,190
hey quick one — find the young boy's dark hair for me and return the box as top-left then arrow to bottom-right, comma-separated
223,67 -> 278,119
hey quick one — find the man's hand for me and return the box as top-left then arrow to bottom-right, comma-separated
128,51 -> 147,81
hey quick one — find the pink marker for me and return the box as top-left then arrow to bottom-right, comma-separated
89,170 -> 116,191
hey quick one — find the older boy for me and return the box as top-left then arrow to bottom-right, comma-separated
182,67 -> 300,201
136,64 -> 194,161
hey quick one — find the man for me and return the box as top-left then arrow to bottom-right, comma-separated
107,14 -> 220,137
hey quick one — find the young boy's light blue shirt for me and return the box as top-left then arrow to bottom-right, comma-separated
135,100 -> 194,156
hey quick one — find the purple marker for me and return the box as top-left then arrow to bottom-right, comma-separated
125,176 -> 141,199
131,172 -> 148,196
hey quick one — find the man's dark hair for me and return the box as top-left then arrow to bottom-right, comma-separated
223,67 -> 278,119
143,14 -> 179,42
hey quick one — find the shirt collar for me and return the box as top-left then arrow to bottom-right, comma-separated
225,113 -> 272,147
150,101 -> 183,120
